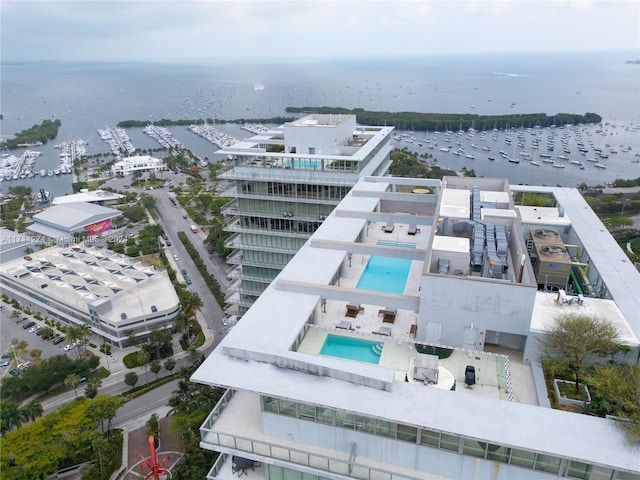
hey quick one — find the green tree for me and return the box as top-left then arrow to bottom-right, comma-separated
137,350 -> 150,383
64,373 -> 81,398
541,314 -> 620,396
21,401 -> 43,423
124,371 -> 139,388
150,360 -> 162,379
163,358 -> 176,373
0,400 -> 23,433
89,430 -> 108,476
85,378 -> 102,399
64,326 -> 83,357
587,364 -> 640,444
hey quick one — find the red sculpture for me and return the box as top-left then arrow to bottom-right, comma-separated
140,436 -> 171,479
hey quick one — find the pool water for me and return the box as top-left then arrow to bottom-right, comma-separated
320,334 -> 382,364
284,159 -> 323,169
356,256 -> 412,294
377,241 -> 416,249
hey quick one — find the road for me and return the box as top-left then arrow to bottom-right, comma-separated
113,378 -> 178,429
150,188 -> 229,350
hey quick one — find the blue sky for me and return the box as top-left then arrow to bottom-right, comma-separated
2,0 -> 639,62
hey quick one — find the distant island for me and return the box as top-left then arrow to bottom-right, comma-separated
2,119 -> 61,149
284,108 -> 602,131
119,110 -> 602,132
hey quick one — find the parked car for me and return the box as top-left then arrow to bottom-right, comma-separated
173,254 -> 179,261
64,343 -> 76,352
17,361 -> 32,370
8,368 -> 21,377
181,269 -> 187,275
22,321 -> 36,329
53,336 -> 65,345
0,360 -> 10,367
28,325 -> 41,333
184,275 -> 192,285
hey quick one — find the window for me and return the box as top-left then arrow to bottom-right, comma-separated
510,448 -> 535,469
397,424 -> 417,443
485,444 -> 510,463
439,433 -> 460,452
376,419 -> 396,438
337,412 -> 355,430
316,407 -> 334,425
566,460 -> 591,480
534,453 -> 561,474
463,439 -> 486,458
587,466 -> 613,480
299,403 -> 315,421
278,399 -> 296,417
262,396 -> 278,413
616,472 -> 640,480
420,429 -> 439,447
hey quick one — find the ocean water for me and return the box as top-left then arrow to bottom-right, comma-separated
1,51 -> 639,198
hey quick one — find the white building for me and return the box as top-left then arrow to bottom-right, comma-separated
0,244 -> 180,348
217,114 -> 393,314
111,154 -> 164,177
192,176 -> 640,480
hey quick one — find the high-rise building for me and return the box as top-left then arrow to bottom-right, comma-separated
216,114 -> 393,314
193,175 -> 640,480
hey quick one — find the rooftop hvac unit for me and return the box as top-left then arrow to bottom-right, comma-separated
533,242 -> 572,289
532,228 -> 561,244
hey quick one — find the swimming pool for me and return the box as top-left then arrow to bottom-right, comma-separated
377,240 -> 417,249
284,159 -> 323,169
320,334 -> 382,364
356,256 -> 412,294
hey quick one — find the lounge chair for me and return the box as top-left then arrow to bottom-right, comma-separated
382,222 -> 394,233
378,307 -> 397,323
345,303 -> 363,318
336,320 -> 353,330
408,224 -> 420,235
374,326 -> 392,336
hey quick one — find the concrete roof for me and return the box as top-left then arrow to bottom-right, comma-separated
0,244 -> 178,323
31,202 -> 122,231
513,186 -> 640,338
193,177 -> 640,472
52,190 -> 124,205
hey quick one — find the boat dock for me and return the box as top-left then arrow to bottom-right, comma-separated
188,124 -> 239,148
143,125 -> 184,149
98,127 -> 136,155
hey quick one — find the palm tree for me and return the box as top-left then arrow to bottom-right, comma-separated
21,401 -> 43,423
0,400 -> 23,433
89,430 -> 108,476
64,373 -> 81,397
77,324 -> 92,350
64,326 -> 83,357
137,350 -> 150,383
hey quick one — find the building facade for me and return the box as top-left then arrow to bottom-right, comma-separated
216,114 -> 393,314
192,176 -> 640,480
0,244 -> 180,348
111,154 -> 164,177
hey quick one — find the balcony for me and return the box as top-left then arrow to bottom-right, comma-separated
201,390 -> 424,480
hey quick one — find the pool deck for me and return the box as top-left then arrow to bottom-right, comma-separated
298,221 -> 538,405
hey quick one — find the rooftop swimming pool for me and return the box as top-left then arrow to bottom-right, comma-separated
356,255 -> 412,294
377,241 -> 416,249
320,334 -> 382,365
284,159 -> 323,169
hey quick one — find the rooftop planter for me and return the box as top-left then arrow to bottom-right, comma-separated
553,379 -> 591,409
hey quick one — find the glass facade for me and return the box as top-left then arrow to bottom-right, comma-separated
260,395 -> 639,480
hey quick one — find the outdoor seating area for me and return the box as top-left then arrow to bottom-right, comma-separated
232,456 -> 260,477
346,303 -> 364,318
373,326 -> 392,336
336,320 -> 354,330
379,307 -> 397,323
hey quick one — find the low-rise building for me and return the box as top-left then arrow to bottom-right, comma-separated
0,244 -> 180,347
111,154 -> 164,177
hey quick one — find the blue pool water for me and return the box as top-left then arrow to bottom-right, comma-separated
356,256 -> 412,294
284,159 -> 323,169
377,241 -> 417,249
320,335 -> 381,364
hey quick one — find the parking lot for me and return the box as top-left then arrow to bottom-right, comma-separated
0,304 -> 80,377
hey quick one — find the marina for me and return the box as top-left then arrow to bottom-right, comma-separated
98,126 -> 136,155
142,124 -> 184,149
0,150 -> 43,182
188,124 -> 239,149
